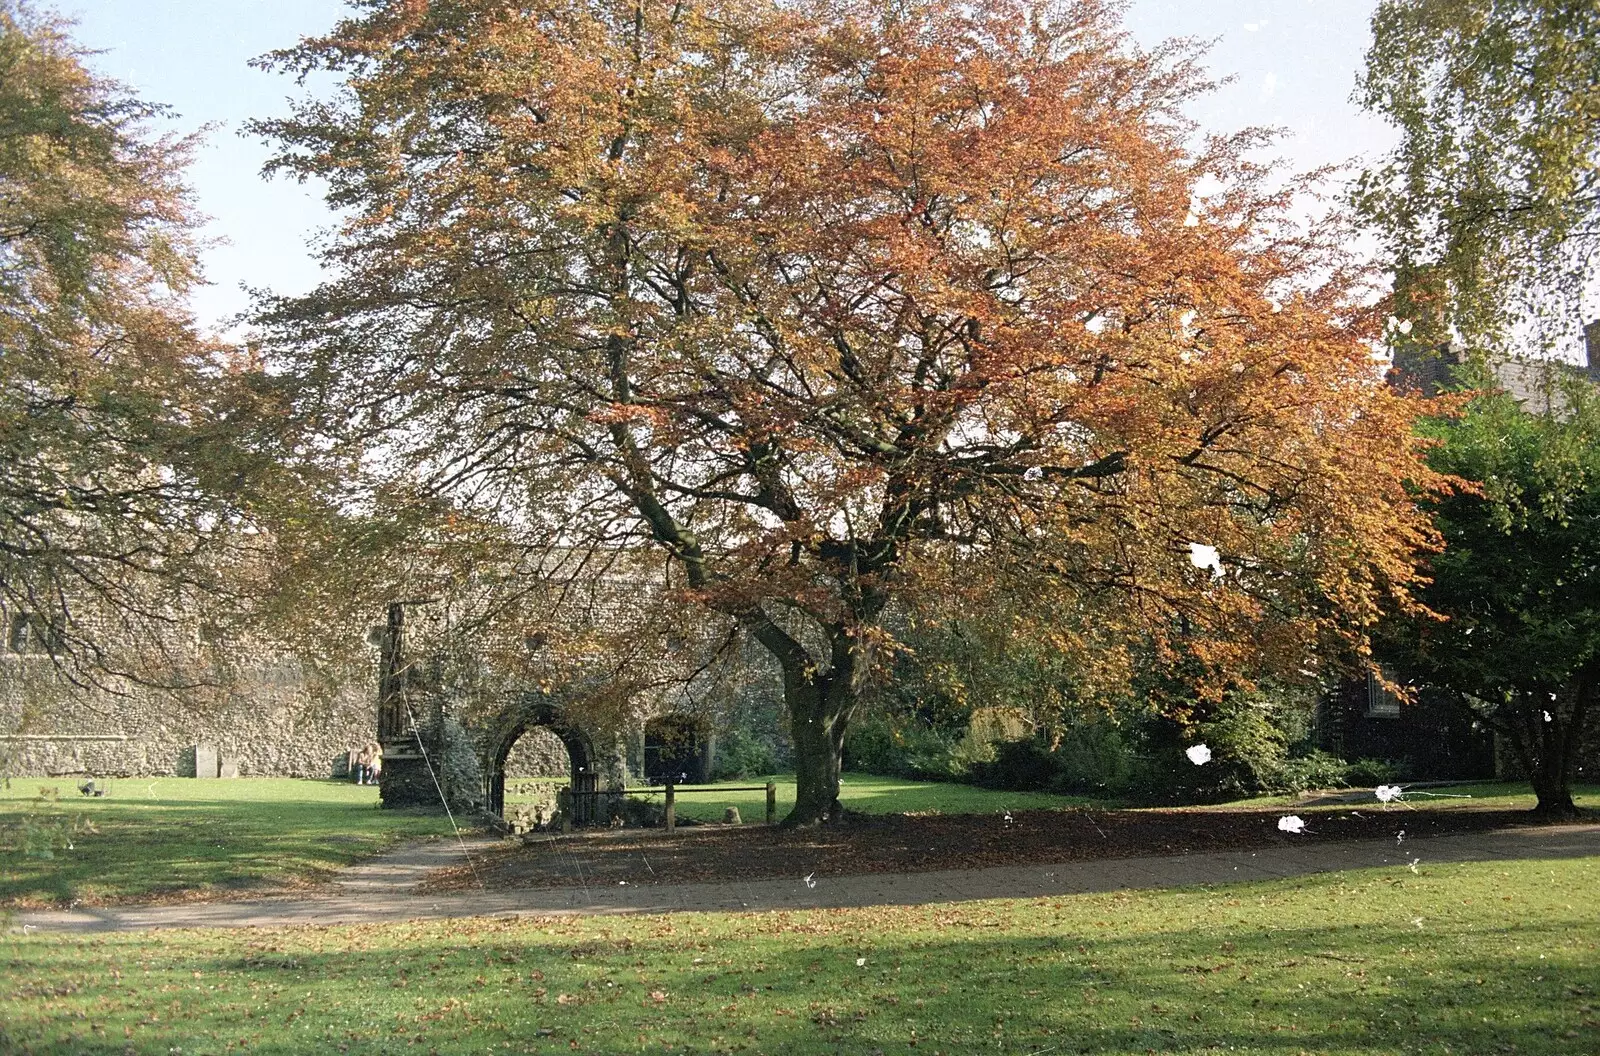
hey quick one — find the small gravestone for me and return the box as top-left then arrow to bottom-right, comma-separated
219,756 -> 240,779
724,806 -> 742,825
193,744 -> 218,779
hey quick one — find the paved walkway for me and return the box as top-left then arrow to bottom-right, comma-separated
13,822 -> 1600,934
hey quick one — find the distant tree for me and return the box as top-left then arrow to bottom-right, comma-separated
1379,385 -> 1600,817
0,3 -> 242,679
1358,0 -> 1600,351
254,0 -> 1448,825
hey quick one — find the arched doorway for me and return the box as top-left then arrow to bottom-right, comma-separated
499,727 -> 572,830
644,713 -> 714,784
482,694 -> 596,822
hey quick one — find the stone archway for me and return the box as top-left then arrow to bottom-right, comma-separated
481,694 -> 596,822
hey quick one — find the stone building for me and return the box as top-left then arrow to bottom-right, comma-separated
1390,319 -> 1600,409
0,632 -> 377,780
1,558 -> 784,831
367,574 -> 786,823
1315,670 -> 1496,781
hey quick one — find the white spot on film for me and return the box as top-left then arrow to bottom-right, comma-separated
1188,542 -> 1224,578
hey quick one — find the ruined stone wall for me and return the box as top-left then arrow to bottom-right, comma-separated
502,726 -> 570,777
0,653 -> 377,779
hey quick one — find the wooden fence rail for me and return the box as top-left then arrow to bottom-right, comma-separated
564,781 -> 779,828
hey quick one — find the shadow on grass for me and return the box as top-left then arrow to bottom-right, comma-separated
0,794 -> 456,906
4,859 -> 1597,1054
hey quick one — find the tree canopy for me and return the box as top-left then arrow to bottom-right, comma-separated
255,0 -> 1450,824
1358,0 -> 1600,351
0,2 -> 246,678
1379,381 -> 1600,815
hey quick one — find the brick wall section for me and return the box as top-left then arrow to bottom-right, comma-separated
0,655 -> 377,779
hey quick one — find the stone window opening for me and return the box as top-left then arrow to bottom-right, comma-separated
1366,670 -> 1403,719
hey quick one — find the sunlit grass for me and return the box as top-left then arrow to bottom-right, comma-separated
4,855 -> 1596,1054
1384,781 -> 1600,810
1202,781 -> 1600,813
0,777 -> 460,907
6,772 -> 1587,909
516,773 -> 1600,823
614,773 -> 1101,823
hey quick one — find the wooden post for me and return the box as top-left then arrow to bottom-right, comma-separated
766,781 -> 777,825
376,602 -> 407,744
665,780 -> 676,832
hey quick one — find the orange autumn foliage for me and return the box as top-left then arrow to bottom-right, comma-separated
255,0 -> 1447,823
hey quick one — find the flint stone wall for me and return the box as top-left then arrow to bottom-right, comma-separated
0,654 -> 377,779
502,726 -> 570,777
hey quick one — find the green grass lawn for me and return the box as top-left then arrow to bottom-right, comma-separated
1381,781 -> 1600,810
604,773 -> 1102,823
4,855 -> 1597,1054
577,774 -> 1600,824
0,777 -> 461,908
6,772 -> 1588,910
1205,781 -> 1600,812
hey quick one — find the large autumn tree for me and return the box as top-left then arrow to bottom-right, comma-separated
0,2 -> 244,679
254,0 -> 1446,824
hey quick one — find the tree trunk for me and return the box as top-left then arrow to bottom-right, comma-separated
752,618 -> 871,828
1529,767 -> 1579,819
1511,682 -> 1588,820
786,677 -> 852,826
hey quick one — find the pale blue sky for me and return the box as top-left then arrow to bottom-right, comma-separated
65,0 -> 1395,334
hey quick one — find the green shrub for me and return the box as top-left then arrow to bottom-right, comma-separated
896,724 -> 969,780
1190,694 -> 1290,799
711,729 -> 777,780
842,716 -> 902,775
1345,757 -> 1402,787
843,715 -> 969,781
1127,685 -> 1313,803
1048,719 -> 1137,795
965,718 -> 1139,796
969,737 -> 1058,791
1270,750 -> 1352,794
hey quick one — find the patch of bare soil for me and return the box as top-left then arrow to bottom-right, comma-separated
424,806 -> 1555,893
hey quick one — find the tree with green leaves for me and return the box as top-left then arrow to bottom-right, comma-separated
1379,383 -> 1600,817
1358,0 -> 1600,352
0,2 -> 243,679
